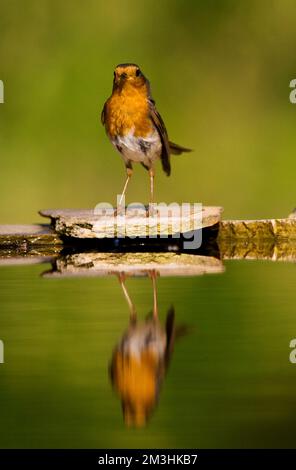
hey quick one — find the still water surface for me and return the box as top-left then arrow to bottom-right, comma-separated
0,260 -> 295,448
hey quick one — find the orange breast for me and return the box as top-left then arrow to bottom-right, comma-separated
113,350 -> 158,400
105,86 -> 153,138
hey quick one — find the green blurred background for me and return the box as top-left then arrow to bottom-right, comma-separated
1,260 -> 296,448
1,1 -> 296,448
0,0 -> 295,223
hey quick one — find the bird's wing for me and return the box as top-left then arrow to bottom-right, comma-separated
164,306 -> 175,366
101,102 -> 107,126
149,99 -> 171,176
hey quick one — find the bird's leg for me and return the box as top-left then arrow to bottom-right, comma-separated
116,167 -> 132,216
148,167 -> 156,217
117,272 -> 137,323
148,269 -> 158,320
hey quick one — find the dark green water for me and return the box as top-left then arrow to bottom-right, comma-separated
0,260 -> 295,448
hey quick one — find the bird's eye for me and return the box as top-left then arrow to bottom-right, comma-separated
135,68 -> 141,77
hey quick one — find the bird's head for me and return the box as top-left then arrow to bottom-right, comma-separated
113,63 -> 147,91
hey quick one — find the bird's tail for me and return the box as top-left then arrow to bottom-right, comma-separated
169,141 -> 192,155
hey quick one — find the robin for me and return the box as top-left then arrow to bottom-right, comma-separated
101,63 -> 191,213
109,270 -> 189,427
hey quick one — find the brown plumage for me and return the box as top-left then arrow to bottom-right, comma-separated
101,64 -> 191,210
109,271 -> 189,427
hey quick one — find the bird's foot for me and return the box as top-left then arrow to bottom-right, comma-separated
147,203 -> 158,218
114,205 -> 125,217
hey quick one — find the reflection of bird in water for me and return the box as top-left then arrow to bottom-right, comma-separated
109,270 -> 188,427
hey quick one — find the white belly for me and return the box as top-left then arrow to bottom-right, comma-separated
111,129 -> 162,167
120,323 -> 167,360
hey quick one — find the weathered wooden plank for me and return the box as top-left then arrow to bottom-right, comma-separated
0,224 -> 62,247
0,255 -> 55,266
39,206 -> 222,239
219,218 -> 296,240
218,213 -> 296,261
219,239 -> 296,262
44,252 -> 224,278
1,211 -> 296,254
